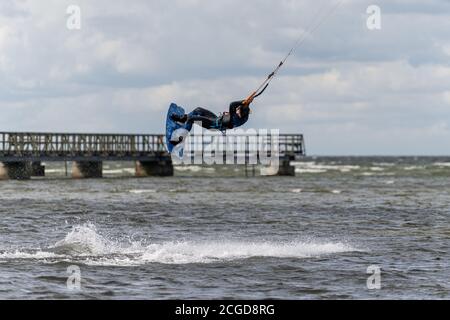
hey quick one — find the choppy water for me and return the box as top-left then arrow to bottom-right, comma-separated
0,157 -> 449,299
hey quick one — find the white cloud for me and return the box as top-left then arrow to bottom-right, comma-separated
0,0 -> 449,154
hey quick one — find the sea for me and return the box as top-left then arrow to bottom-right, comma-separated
0,156 -> 448,299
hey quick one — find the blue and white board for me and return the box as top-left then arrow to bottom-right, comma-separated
165,103 -> 189,158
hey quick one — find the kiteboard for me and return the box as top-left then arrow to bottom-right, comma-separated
165,103 -> 189,158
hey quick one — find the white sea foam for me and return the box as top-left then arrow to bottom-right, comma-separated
52,223 -> 115,255
44,169 -> 66,174
0,250 -> 62,260
129,189 -> 157,194
294,162 -> 360,174
295,168 -> 328,174
433,162 -> 450,167
0,224 -> 359,266
362,172 -> 395,177
104,168 -> 135,174
175,166 -> 203,172
374,162 -> 395,167
103,169 -> 124,174
404,166 -> 420,171
138,241 -> 355,265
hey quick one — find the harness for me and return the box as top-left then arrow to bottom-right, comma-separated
215,107 -> 249,132
220,113 -> 232,129
210,113 -> 231,133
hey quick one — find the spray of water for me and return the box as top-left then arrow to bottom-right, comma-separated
0,223 -> 359,266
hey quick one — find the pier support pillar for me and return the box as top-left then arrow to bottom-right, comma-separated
0,162 -> 32,180
31,162 -> 45,177
260,157 -> 295,177
72,161 -> 103,179
277,158 -> 296,176
135,159 -> 174,177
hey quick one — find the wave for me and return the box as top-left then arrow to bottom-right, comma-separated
51,224 -> 118,255
373,162 -> 396,167
293,162 -> 363,174
103,169 -> 135,174
44,169 -> 66,174
295,168 -> 328,174
138,241 -> 355,265
0,250 -> 62,260
175,166 -> 203,172
433,162 -> 450,167
128,189 -> 157,194
174,166 -> 217,174
403,166 -> 423,171
293,189 -> 342,194
0,224 -> 359,266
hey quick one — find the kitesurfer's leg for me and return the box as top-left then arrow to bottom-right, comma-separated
185,108 -> 218,130
170,113 -> 188,123
190,107 -> 217,119
171,107 -> 218,130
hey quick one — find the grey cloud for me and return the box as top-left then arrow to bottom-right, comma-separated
0,0 -> 449,154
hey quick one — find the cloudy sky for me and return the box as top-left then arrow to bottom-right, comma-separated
0,0 -> 449,155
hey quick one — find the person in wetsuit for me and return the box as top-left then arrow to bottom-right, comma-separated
170,98 -> 253,132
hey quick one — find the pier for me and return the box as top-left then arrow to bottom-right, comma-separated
0,132 -> 305,179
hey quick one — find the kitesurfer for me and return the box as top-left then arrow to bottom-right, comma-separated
170,97 -> 254,132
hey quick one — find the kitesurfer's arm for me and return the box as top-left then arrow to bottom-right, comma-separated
229,100 -> 245,115
230,99 -> 253,118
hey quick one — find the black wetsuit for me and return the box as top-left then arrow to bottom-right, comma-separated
185,100 -> 250,131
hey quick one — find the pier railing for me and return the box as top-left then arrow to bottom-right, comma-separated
0,132 -> 305,162
0,132 -> 166,161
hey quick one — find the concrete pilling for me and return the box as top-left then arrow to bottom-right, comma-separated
0,159 -> 175,180
0,157 -> 296,180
